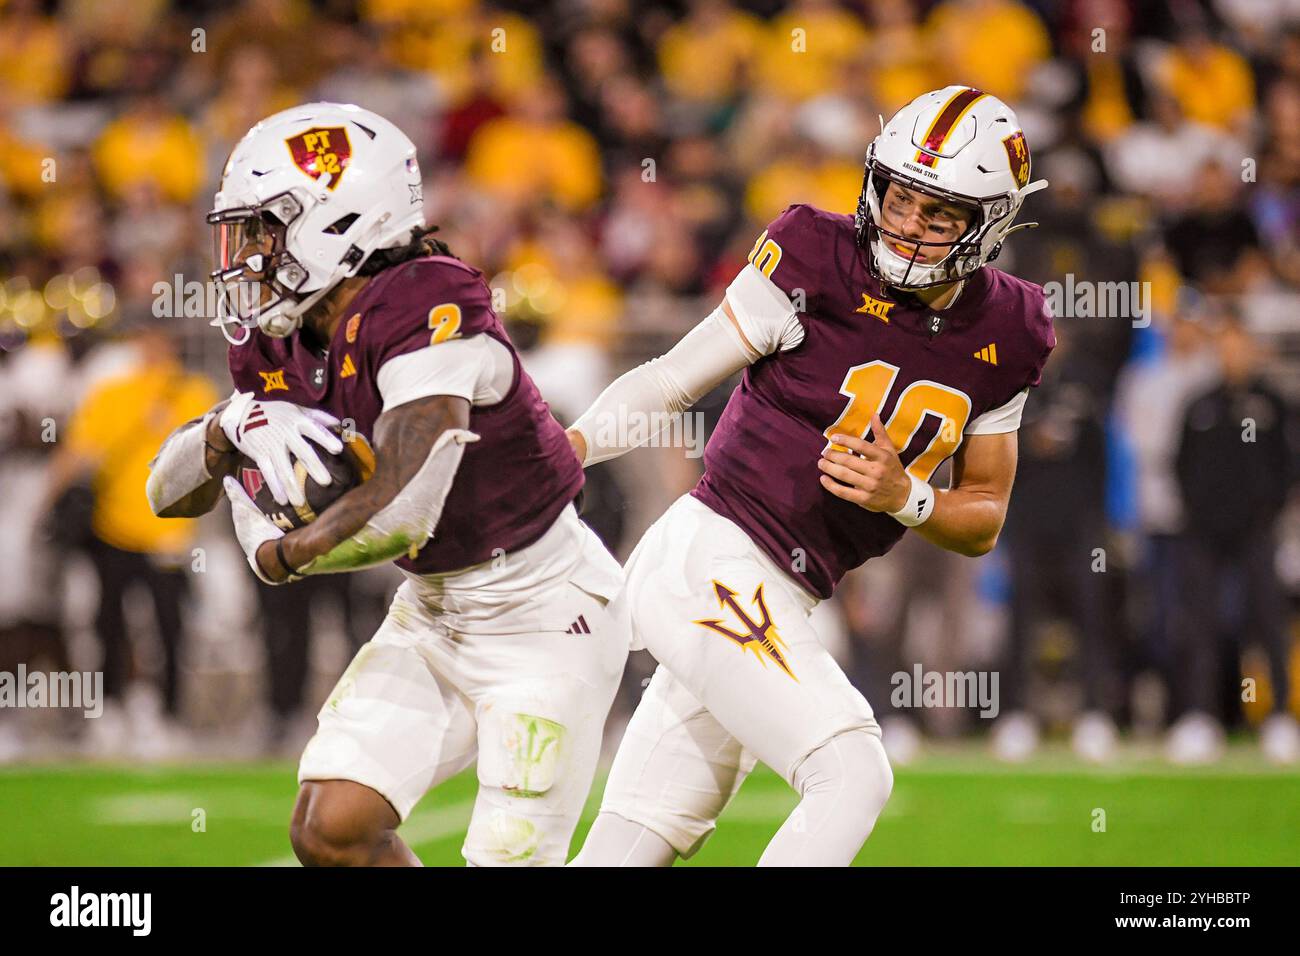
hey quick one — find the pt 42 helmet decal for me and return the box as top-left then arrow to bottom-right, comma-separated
1001,131 -> 1031,189
285,126 -> 351,191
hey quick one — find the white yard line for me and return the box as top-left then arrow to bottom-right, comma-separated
92,790 -> 288,825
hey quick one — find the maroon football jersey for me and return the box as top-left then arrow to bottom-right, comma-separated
692,204 -> 1055,599
228,256 -> 584,574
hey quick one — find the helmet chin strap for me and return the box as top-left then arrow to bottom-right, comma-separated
935,277 -> 966,310
209,280 -> 327,345
259,281 -> 336,338
211,312 -> 252,347
874,237 -> 952,288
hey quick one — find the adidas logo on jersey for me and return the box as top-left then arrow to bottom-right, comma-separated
340,354 -> 357,378
974,343 -> 999,365
565,615 -> 591,635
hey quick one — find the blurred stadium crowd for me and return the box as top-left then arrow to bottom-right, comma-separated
0,0 -> 1298,767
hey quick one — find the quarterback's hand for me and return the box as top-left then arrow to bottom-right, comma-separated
222,476 -> 294,585
817,415 -> 911,513
218,392 -> 343,507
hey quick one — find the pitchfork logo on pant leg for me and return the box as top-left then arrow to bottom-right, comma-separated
694,580 -> 798,681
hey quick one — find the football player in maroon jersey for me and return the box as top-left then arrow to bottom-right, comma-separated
567,87 -> 1055,866
147,104 -> 628,866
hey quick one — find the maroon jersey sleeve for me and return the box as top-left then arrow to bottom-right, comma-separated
1023,286 -> 1056,389
357,256 -> 498,376
991,274 -> 1056,402
746,204 -> 831,328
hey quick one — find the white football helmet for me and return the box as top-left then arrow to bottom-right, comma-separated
855,86 -> 1048,290
208,102 -> 425,344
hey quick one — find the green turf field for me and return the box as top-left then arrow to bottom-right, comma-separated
2,748 -> 1297,865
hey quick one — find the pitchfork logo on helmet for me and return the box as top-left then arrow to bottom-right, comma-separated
854,86 -> 1049,290
207,103 -> 425,344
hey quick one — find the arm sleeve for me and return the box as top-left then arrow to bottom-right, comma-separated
145,413 -> 213,515
569,305 -> 754,466
145,386 -> 233,515
376,334 -> 513,412
966,389 -> 1029,435
297,428 -> 479,574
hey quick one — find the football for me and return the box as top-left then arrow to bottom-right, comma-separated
236,432 -> 375,530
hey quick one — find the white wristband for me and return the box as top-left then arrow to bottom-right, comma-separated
889,473 -> 936,527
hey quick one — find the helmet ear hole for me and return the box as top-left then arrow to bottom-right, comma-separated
324,213 -> 359,235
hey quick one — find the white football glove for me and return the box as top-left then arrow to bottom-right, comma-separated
218,392 -> 343,507
223,476 -> 294,585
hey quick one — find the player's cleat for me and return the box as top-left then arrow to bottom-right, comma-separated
1260,713 -> 1300,765
991,711 -> 1039,763
1070,711 -> 1119,764
1164,712 -> 1225,765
